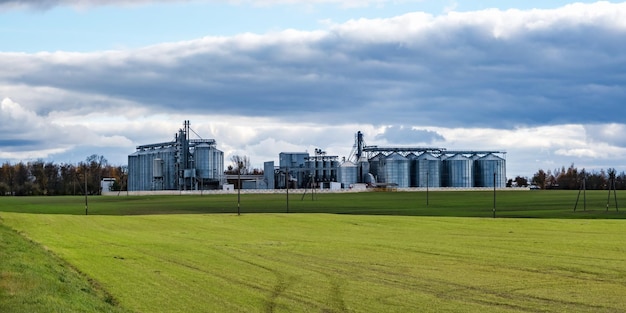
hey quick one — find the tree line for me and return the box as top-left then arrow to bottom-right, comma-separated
509,164 -> 626,190
0,153 -> 263,196
0,154 -> 127,196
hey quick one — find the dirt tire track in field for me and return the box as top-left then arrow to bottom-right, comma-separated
214,249 -> 299,313
136,244 -> 313,311
326,275 -> 348,313
220,246 -> 353,312
264,272 -> 298,313
248,249 -> 351,312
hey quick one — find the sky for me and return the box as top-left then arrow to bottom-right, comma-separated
1,0 -> 626,178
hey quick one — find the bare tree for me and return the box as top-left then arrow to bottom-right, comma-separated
230,155 -> 250,175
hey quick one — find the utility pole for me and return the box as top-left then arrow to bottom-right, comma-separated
426,170 -> 429,206
492,172 -> 496,218
84,165 -> 88,215
606,169 -> 619,212
237,162 -> 241,216
574,170 -> 586,212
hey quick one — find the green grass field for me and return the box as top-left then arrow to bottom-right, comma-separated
1,190 -> 626,312
0,189 -> 623,218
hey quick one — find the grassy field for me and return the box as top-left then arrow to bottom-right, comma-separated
0,221 -> 130,313
0,189 -> 623,218
1,190 -> 626,312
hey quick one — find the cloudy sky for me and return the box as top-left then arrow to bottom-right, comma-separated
1,0 -> 625,178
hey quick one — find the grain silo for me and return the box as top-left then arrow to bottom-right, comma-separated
406,153 -> 419,187
474,153 -> 506,187
383,152 -> 409,188
368,153 -> 386,184
417,152 -> 441,187
345,131 -> 507,189
442,154 -> 473,187
127,146 -> 177,191
194,141 -> 223,189
128,121 -> 223,191
338,160 -> 358,187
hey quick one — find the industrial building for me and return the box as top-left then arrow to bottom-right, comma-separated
263,131 -> 506,190
128,124 -> 504,192
264,149 -> 340,189
128,121 -> 224,191
336,131 -> 507,189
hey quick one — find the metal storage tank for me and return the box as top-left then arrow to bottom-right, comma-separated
153,158 -> 164,178
357,158 -> 370,184
383,152 -> 409,188
406,153 -> 419,187
128,146 -> 176,191
474,153 -> 506,187
368,153 -> 386,184
194,142 -> 214,179
264,161 -> 275,189
138,149 -> 152,190
161,147 -> 177,190
127,152 -> 140,191
195,146 -> 223,182
438,153 -> 448,187
152,157 -> 164,190
128,121 -> 224,191
442,154 -> 473,187
417,152 -> 441,187
212,149 -> 224,181
338,160 -> 358,187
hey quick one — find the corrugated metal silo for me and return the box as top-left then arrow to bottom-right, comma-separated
161,147 -> 177,190
129,147 -> 176,191
417,152 -> 441,187
137,149 -> 152,190
406,153 -> 418,187
357,158 -> 370,183
383,152 -> 409,188
195,143 -> 213,179
212,149 -> 224,181
196,146 -> 223,181
338,160 -> 358,187
474,153 -> 506,187
442,154 -> 473,187
438,154 -> 448,187
368,153 -> 385,184
128,121 -> 224,191
127,151 -> 140,191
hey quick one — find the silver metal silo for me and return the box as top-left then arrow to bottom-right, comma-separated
338,160 -> 358,188
417,152 -> 441,187
474,153 -> 506,187
442,154 -> 473,187
383,152 -> 409,188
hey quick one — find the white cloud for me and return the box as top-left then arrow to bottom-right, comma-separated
584,123 -> 626,147
0,97 -> 135,161
3,2 -> 626,128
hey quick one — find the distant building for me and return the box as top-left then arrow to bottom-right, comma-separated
266,131 -> 506,190
100,178 -> 116,192
347,131 -> 506,188
266,151 -> 339,189
127,121 -> 224,191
